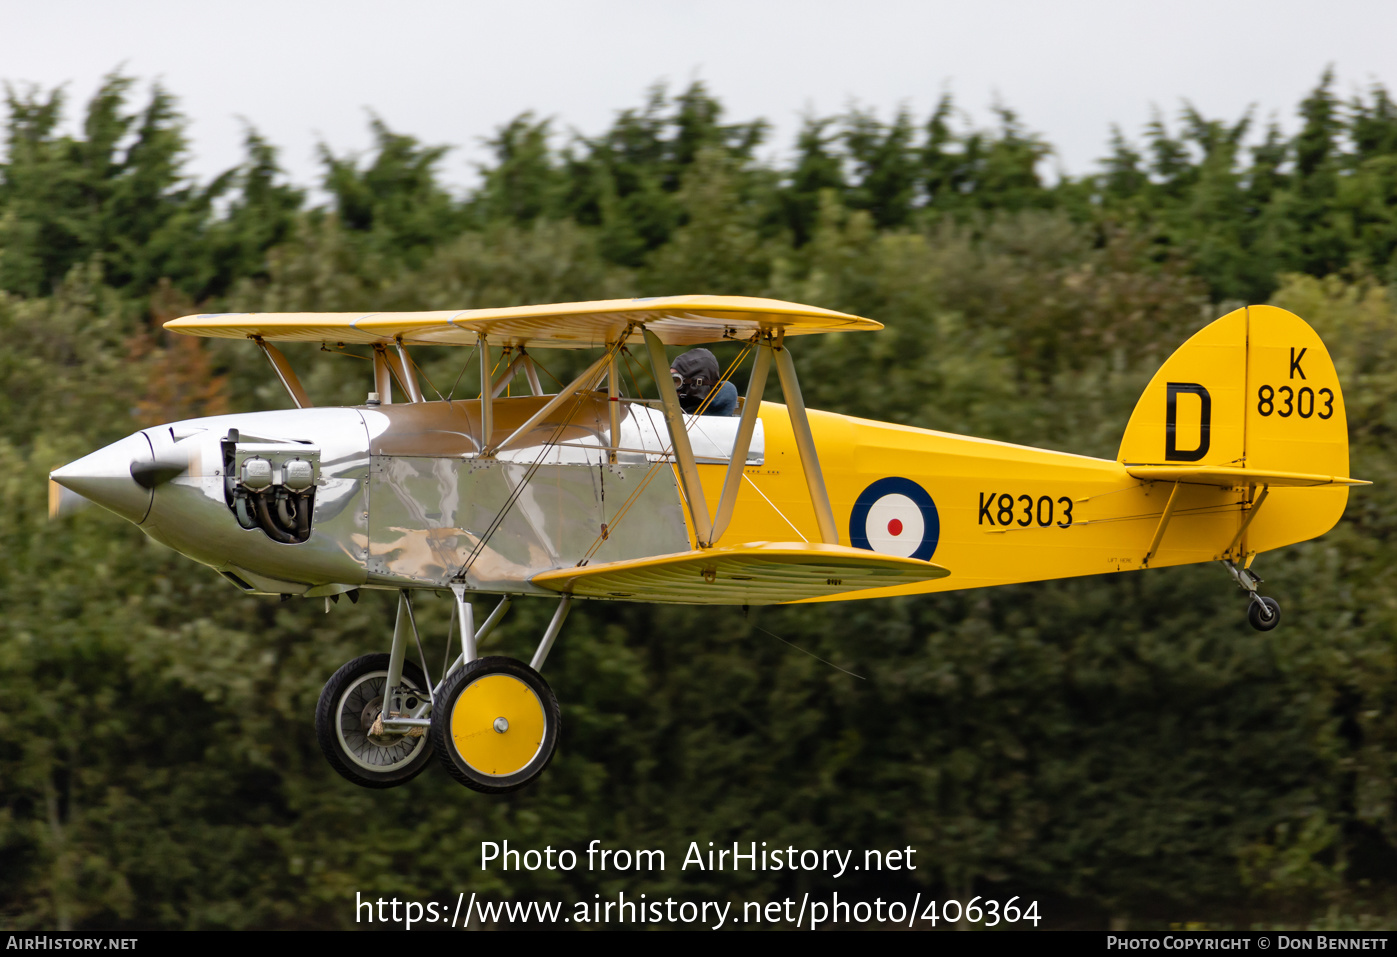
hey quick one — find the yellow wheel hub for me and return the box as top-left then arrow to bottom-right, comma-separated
450,673 -> 546,776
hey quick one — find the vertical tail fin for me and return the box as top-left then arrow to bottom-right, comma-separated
1119,305 -> 1352,554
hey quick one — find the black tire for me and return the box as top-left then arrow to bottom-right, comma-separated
430,656 -> 560,794
315,653 -> 434,789
1248,596 -> 1281,632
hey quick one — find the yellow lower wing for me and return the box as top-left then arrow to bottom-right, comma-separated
531,542 -> 950,605
1125,465 -> 1370,488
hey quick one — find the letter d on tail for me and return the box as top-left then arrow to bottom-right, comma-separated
1165,382 -> 1211,462
1117,307 -> 1245,468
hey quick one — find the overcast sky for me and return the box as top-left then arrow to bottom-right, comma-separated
5,0 -> 1395,194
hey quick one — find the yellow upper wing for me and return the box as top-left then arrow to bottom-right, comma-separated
163,296 -> 881,349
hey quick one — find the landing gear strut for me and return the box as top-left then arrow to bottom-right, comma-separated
1223,561 -> 1281,632
315,653 -> 434,788
315,587 -> 572,793
428,590 -> 569,793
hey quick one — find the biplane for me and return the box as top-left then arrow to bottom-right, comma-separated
50,297 -> 1367,793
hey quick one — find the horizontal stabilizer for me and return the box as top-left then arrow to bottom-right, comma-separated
1126,465 -> 1370,488
531,542 -> 950,605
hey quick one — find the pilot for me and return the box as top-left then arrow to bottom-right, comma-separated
671,348 -> 738,416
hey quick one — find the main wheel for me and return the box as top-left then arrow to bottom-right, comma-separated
430,656 -> 559,794
315,654 -> 434,788
1248,596 -> 1281,632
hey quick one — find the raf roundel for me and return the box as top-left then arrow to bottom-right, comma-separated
849,477 -> 940,562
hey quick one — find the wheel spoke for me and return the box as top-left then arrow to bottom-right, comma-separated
317,655 -> 435,787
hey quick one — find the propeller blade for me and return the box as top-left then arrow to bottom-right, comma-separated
129,456 -> 189,489
48,479 -> 92,519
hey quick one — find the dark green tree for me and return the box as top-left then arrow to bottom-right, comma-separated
319,116 -> 461,268
781,116 -> 847,246
554,82 -> 766,266
0,74 -> 215,299
202,127 -> 305,296
843,107 -> 919,228
469,112 -> 565,226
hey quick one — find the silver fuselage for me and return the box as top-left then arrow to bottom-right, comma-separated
53,395 -> 763,598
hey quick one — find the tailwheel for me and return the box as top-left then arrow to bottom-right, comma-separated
315,654 -> 434,788
430,656 -> 559,793
1248,596 -> 1281,632
1223,561 -> 1282,633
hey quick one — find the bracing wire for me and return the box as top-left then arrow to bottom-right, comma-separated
451,338 -> 625,582
319,344 -> 373,361
401,345 -> 447,402
576,340 -> 754,564
529,352 -> 565,389
751,622 -> 865,680
483,346 -> 508,399
621,346 -> 648,400
445,342 -> 479,403
597,342 -> 751,534
455,362 -> 609,577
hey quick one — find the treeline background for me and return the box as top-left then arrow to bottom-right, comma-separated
2,70 -> 1397,930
